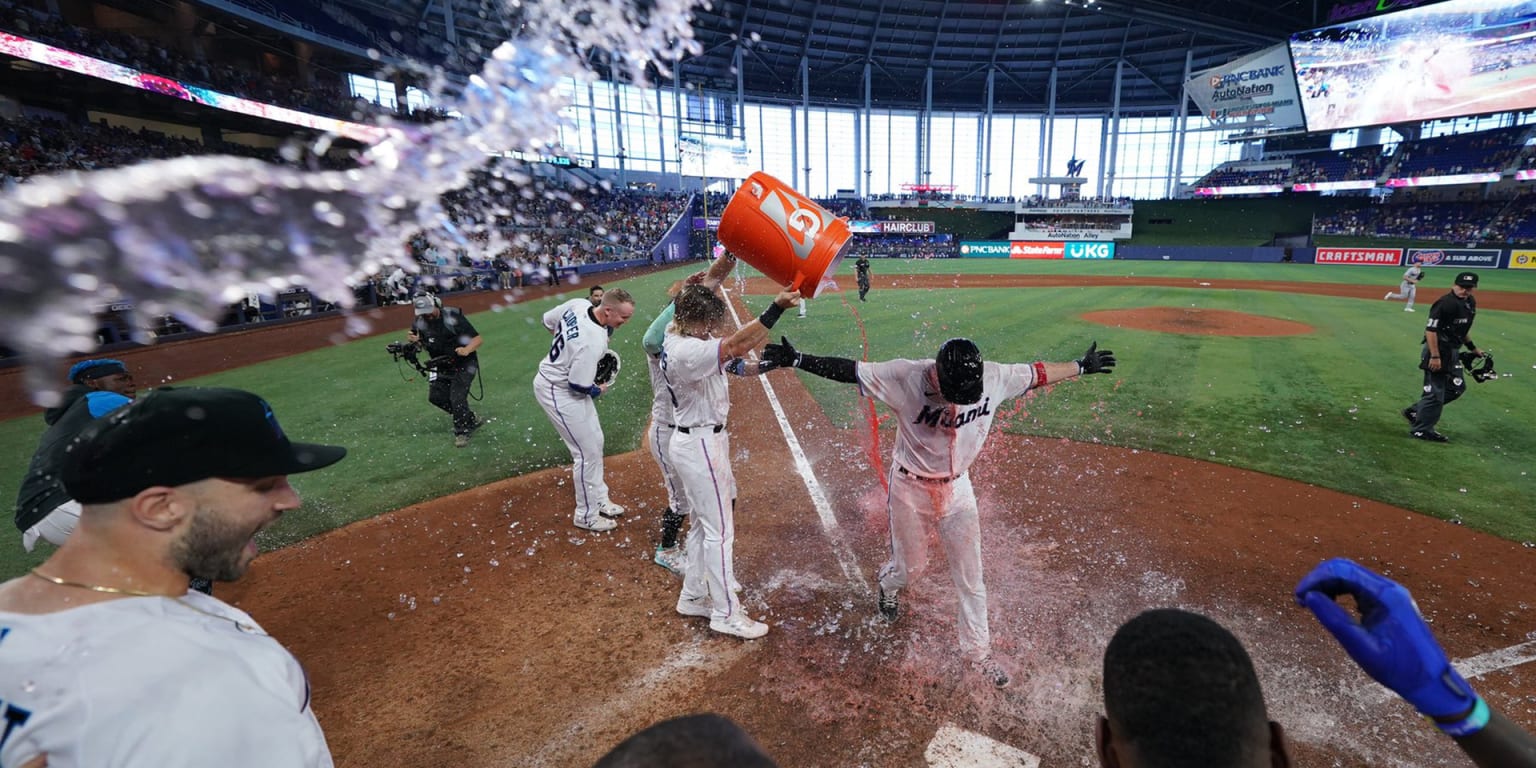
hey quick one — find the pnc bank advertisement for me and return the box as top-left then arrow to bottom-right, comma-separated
959,241 -> 1115,259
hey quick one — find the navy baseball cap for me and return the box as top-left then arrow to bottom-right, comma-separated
1455,272 -> 1479,287
62,387 -> 347,504
68,358 -> 127,383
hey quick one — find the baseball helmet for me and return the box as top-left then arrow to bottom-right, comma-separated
935,338 -> 984,405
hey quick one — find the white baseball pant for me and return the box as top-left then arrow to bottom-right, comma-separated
1388,281 -> 1417,306
671,428 -> 741,622
534,373 -> 610,527
646,420 -> 690,517
877,468 -> 990,661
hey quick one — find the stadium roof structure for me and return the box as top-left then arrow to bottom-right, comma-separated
339,0 -> 1328,112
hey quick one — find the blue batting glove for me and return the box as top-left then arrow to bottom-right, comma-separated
1295,557 -> 1478,719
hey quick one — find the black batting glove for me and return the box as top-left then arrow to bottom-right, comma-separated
1077,341 -> 1116,375
763,336 -> 801,369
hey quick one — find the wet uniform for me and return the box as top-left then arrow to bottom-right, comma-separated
856,358 -> 1040,661
536,297 -> 617,528
660,331 -> 744,625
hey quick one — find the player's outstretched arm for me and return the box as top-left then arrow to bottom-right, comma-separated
1296,558 -> 1536,768
1033,341 -> 1117,385
762,336 -> 858,384
720,288 -> 799,359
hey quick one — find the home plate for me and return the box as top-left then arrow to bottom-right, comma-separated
924,724 -> 1040,767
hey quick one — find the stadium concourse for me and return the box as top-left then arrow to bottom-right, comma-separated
1,266 -> 1522,766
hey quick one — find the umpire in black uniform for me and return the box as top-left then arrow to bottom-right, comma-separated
1404,271 -> 1483,443
408,294 -> 484,447
855,257 -> 871,302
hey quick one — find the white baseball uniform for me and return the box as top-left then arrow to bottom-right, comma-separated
660,331 -> 744,623
642,304 -> 690,520
535,297 -> 615,527
0,592 -> 331,766
856,358 -> 1040,661
1388,265 -> 1423,308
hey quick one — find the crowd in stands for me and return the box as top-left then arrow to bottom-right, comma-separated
1313,199 -> 1506,242
0,116 -> 250,184
1196,165 -> 1289,188
844,234 -> 956,259
1391,125 -> 1526,177
1019,195 -> 1133,209
811,197 -> 867,218
1291,146 -> 1389,184
0,0 -> 395,120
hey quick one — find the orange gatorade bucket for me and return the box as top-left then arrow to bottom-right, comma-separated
717,172 -> 853,298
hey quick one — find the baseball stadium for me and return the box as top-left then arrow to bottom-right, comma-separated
0,0 -> 1534,765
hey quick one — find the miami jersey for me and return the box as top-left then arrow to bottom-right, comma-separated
539,297 -> 610,389
661,333 -> 729,427
0,593 -> 331,767
857,359 -> 1038,478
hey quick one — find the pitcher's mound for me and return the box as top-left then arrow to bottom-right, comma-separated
1081,307 -> 1314,336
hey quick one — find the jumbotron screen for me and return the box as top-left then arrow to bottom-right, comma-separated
1290,0 -> 1536,132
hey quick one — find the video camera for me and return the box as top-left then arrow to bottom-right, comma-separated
385,340 -> 455,377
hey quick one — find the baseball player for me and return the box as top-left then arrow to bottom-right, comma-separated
0,386 -> 346,767
764,335 -> 1118,686
1386,263 -> 1424,311
15,359 -> 136,552
664,283 -> 799,639
855,257 -> 871,302
535,287 -> 636,531
642,255 -> 739,574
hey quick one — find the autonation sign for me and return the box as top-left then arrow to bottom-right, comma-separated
1185,44 -> 1304,128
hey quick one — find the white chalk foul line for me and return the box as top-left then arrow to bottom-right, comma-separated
924,724 -> 1041,767
723,294 -> 867,588
1457,639 -> 1536,680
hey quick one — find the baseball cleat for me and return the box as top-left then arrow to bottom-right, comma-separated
574,515 -> 617,532
1401,407 -> 1417,426
654,545 -> 685,575
1404,307 -> 1415,312
1384,293 -> 1392,300
1411,430 -> 1449,443
709,615 -> 769,639
676,595 -> 711,618
454,434 -> 471,448
972,656 -> 1011,689
598,501 -> 626,519
877,586 -> 900,622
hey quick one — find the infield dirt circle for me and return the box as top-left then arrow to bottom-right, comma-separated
10,273 -> 1531,767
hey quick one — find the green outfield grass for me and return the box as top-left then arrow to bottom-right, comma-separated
2,258 -> 1532,580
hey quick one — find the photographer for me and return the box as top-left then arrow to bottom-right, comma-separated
407,294 -> 483,447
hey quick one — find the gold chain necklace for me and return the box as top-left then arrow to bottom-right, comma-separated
29,569 -> 166,597
29,569 -> 267,635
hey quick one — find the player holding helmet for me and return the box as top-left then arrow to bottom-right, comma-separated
763,336 -> 1117,687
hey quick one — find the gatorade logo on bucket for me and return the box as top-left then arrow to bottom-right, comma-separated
717,172 -> 852,298
761,189 -> 833,261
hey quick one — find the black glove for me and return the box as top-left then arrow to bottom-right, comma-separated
1076,341 -> 1116,375
594,350 -> 621,386
763,336 -> 801,369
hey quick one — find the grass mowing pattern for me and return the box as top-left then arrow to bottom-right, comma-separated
1,259 -> 1530,580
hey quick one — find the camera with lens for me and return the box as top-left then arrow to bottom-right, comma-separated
385,340 -> 420,358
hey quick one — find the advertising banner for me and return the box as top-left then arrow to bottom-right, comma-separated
691,217 -> 722,230
1509,250 -> 1536,269
1065,242 -> 1116,259
1193,184 -> 1286,196
1185,44 -> 1305,128
880,220 -> 937,234
1315,247 -> 1402,265
1292,180 -> 1376,192
849,220 -> 883,234
958,241 -> 1010,258
1383,173 -> 1500,188
1406,248 -> 1501,268
1010,242 -> 1066,259
679,135 -> 755,179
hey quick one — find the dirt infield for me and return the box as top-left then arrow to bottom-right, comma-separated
23,273 -> 1536,766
